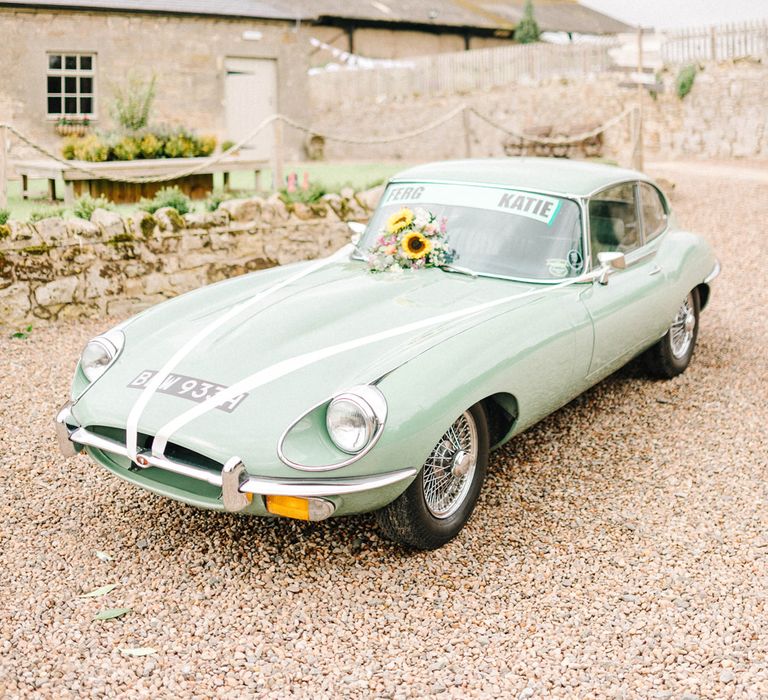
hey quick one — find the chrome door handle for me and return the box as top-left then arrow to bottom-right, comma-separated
649,264 -> 662,276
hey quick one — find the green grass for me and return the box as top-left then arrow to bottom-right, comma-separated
2,161 -> 414,222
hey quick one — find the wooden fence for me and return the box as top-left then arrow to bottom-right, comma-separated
310,42 -> 615,108
661,19 -> 768,64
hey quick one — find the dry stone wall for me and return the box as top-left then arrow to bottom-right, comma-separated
0,188 -> 383,328
310,61 -> 768,162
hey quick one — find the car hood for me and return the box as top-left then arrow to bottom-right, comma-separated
74,258 -> 539,470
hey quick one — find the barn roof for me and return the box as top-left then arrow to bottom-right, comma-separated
0,0 -> 633,34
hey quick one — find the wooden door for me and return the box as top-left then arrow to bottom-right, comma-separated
224,58 -> 277,160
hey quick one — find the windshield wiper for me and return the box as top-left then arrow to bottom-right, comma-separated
440,264 -> 478,278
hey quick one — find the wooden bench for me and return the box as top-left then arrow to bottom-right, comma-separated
13,155 -> 269,205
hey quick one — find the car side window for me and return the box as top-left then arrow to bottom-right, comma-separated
588,182 -> 641,265
639,182 -> 668,242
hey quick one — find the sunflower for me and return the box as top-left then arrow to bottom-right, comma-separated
386,208 -> 415,234
401,231 -> 432,259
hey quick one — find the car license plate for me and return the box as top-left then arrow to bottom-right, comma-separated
127,370 -> 248,413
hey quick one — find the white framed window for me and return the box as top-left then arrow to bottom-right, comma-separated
47,53 -> 96,118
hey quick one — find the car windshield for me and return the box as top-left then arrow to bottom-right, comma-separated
358,182 -> 585,281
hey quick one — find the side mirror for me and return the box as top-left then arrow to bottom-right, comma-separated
596,251 -> 626,285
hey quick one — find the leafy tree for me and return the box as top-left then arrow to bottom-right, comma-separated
515,0 -> 541,44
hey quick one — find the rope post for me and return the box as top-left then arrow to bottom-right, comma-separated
462,106 -> 472,159
0,125 -> 8,210
272,117 -> 284,192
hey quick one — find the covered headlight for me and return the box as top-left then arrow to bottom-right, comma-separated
325,385 -> 387,455
80,330 -> 124,383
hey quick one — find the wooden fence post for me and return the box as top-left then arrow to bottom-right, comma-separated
462,106 -> 472,159
633,27 -> 645,172
710,26 -> 717,61
272,117 -> 284,192
0,125 -> 7,209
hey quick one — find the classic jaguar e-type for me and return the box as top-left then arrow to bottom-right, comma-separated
56,159 -> 719,549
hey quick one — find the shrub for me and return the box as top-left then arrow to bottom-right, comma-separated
139,186 -> 192,215
163,132 -> 199,159
138,132 -> 163,158
205,190 -> 237,212
73,194 -> 115,220
69,134 -> 109,162
61,138 -> 78,160
515,0 -> 540,44
198,135 -> 217,157
110,72 -> 157,131
29,206 -> 65,222
676,64 -> 698,100
61,125 -> 216,162
111,135 -> 141,161
221,139 -> 236,153
279,182 -> 326,205
0,208 -> 9,225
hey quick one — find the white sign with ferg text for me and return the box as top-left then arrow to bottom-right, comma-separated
384,182 -> 563,226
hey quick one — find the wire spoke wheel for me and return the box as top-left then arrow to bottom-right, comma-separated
670,293 -> 696,359
422,411 -> 478,519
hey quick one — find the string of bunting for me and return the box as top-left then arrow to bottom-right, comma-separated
0,105 -> 635,186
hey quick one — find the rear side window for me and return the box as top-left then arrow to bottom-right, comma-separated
639,182 -> 668,241
588,182 -> 641,265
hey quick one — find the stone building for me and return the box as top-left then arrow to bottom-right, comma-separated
0,0 -> 629,162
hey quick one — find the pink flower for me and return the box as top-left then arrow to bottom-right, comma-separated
439,217 -> 447,233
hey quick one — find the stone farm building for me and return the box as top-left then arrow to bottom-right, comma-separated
0,0 -> 630,160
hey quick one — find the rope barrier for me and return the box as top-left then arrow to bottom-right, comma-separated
467,105 -> 636,145
0,104 -> 635,187
278,106 -> 467,145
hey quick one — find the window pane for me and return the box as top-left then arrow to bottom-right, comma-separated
65,55 -> 77,69
47,76 -> 62,93
48,96 -> 62,114
79,55 -> 93,70
639,183 -> 667,242
49,55 -> 62,69
589,183 -> 641,263
64,96 -> 78,114
64,76 -> 77,93
80,97 -> 93,114
79,76 -> 93,94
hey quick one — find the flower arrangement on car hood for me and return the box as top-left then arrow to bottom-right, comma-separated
367,207 -> 454,272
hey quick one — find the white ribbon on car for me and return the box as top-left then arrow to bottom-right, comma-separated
148,265 -> 598,459
124,244 -> 355,461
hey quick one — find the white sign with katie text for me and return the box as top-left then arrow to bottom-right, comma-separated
383,183 -> 563,226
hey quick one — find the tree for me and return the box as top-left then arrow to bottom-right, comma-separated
515,0 -> 541,44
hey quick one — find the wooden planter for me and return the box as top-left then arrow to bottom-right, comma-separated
56,123 -> 90,137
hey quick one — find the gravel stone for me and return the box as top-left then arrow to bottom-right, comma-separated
1,163 -> 767,698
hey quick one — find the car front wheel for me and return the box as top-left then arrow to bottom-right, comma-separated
644,289 -> 700,379
375,402 -> 489,549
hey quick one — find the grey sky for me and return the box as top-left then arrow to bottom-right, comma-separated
580,0 -> 768,29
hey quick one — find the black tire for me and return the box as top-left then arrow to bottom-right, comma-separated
644,288 -> 700,379
375,402 -> 489,550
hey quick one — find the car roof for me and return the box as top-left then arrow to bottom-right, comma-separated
389,158 -> 654,198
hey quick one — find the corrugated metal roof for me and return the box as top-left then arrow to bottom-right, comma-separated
0,0 -> 633,33
0,0 -> 302,20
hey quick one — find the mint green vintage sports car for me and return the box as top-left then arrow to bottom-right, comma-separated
56,159 -> 719,549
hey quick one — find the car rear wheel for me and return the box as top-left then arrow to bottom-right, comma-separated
644,289 -> 700,379
375,402 -> 489,550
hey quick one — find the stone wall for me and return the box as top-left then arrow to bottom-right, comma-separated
0,188 -> 382,328
310,60 -> 768,162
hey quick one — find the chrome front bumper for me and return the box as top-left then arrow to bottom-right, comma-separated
55,402 -> 417,517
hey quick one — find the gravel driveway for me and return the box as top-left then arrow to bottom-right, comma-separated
1,166 -> 766,698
